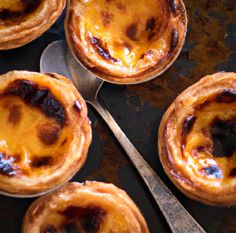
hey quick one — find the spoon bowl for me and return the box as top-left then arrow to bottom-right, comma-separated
40,40 -> 70,78
40,40 -> 103,103
66,49 -> 103,103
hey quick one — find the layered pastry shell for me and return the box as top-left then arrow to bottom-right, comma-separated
22,181 -> 149,233
0,0 -> 65,50
65,0 -> 187,84
0,71 -> 91,197
158,72 -> 236,205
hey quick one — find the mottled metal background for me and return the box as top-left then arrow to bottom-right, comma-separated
0,0 -> 236,232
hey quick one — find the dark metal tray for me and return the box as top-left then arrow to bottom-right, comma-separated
0,0 -> 236,232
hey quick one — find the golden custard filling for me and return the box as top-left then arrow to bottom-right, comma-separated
182,91 -> 236,184
0,97 -> 71,177
68,0 -> 186,79
0,80 -> 72,178
40,199 -> 139,232
83,0 -> 170,67
22,182 -> 148,233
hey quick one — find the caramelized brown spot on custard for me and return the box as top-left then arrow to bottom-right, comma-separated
61,138 -> 68,146
42,96 -> 65,126
230,168 -> 236,177
61,206 -> 106,233
196,90 -> 236,111
195,100 -> 210,111
0,0 -> 41,20
22,0 -> 40,7
126,23 -> 138,41
192,146 -> 209,158
8,104 -> 21,124
13,155 -> 21,163
30,89 -> 49,106
0,153 -> 16,176
210,118 -> 236,157
0,9 -> 21,20
216,89 -> 236,103
146,17 -> 156,40
168,0 -> 178,16
181,115 -> 197,149
62,223 -> 78,233
6,80 -> 35,99
116,2 -> 126,11
182,116 -> 197,135
140,50 -> 153,59
31,156 -> 53,168
201,165 -> 222,179
170,28 -> 179,50
100,11 -> 113,26
196,146 -> 206,152
91,37 -> 119,63
4,80 -> 66,126
37,124 -> 61,145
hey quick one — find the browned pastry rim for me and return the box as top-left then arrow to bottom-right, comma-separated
158,72 -> 236,206
0,71 -> 92,196
0,0 -> 65,50
65,0 -> 187,84
22,181 -> 150,233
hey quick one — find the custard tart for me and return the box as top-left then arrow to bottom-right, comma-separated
158,72 -> 236,205
0,0 -> 65,50
22,181 -> 149,233
65,0 -> 187,84
0,71 -> 91,196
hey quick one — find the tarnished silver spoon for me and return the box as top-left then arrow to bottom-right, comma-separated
40,40 -> 206,233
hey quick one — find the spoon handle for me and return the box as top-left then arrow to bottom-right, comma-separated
90,100 -> 206,233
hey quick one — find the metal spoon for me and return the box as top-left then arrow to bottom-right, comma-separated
40,40 -> 206,233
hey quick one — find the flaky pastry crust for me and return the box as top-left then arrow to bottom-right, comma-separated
65,0 -> 187,84
22,181 -> 149,233
0,71 -> 92,196
0,0 -> 65,50
158,72 -> 236,205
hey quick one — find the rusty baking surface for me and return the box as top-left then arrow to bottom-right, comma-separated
0,0 -> 235,232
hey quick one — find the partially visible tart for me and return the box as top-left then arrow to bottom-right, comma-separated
0,71 -> 91,196
22,182 -> 149,233
0,0 -> 65,50
158,72 -> 236,205
65,0 -> 187,84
